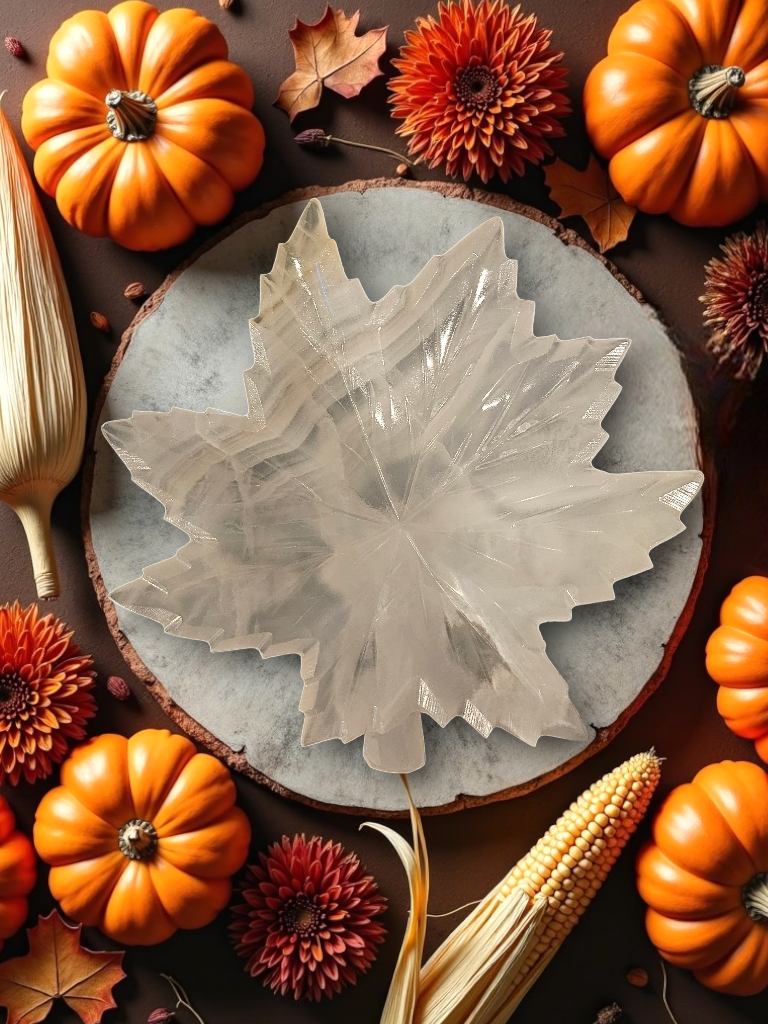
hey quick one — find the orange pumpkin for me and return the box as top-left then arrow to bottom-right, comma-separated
0,796 -> 36,951
21,1 -> 265,251
637,760 -> 768,995
584,0 -> 768,227
33,729 -> 251,945
707,576 -> 768,761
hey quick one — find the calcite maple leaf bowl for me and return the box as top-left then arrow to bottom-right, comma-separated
103,199 -> 702,774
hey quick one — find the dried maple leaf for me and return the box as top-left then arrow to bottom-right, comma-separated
544,155 -> 637,254
0,911 -> 126,1024
276,6 -> 387,121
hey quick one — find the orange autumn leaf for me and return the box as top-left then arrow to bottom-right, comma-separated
0,912 -> 125,1024
544,156 -> 636,254
276,6 -> 387,121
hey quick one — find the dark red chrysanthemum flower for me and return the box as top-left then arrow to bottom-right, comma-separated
230,834 -> 387,1002
388,0 -> 570,183
0,602 -> 96,784
701,222 -> 768,380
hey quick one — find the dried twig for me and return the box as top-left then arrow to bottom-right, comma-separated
660,960 -> 681,1024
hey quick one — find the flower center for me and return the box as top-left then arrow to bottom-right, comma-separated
0,671 -> 31,718
742,872 -> 768,922
455,66 -> 501,110
118,818 -> 158,860
105,90 -> 157,142
280,895 -> 325,937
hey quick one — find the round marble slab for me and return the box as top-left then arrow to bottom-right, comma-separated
84,179 -> 710,815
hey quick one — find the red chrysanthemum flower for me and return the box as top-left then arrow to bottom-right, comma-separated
389,0 -> 570,183
701,222 -> 768,380
230,834 -> 387,1002
0,602 -> 96,784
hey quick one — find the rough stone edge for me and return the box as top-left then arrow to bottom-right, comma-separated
81,176 -> 716,818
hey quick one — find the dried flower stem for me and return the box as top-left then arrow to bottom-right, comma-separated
426,899 -> 482,919
160,975 -> 206,1024
296,128 -> 418,167
660,961 -> 681,1024
328,135 -> 418,166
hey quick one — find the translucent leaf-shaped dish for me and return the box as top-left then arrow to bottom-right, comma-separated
103,199 -> 702,773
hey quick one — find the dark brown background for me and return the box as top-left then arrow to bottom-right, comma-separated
1,0 -> 767,1021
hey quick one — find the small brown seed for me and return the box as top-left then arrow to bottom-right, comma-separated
395,162 -> 409,177
626,967 -> 649,988
124,281 -> 146,300
4,37 -> 25,59
90,311 -> 111,333
147,1010 -> 175,1024
106,675 -> 131,701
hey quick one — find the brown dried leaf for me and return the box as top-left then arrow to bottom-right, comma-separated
544,155 -> 636,254
0,911 -> 126,1024
276,6 -> 387,121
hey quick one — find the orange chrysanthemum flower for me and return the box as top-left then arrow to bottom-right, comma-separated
389,0 -> 570,183
0,602 -> 96,784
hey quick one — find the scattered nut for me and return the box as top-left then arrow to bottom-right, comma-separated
124,281 -> 146,300
147,1009 -> 176,1024
626,967 -> 649,988
4,36 -> 25,59
219,0 -> 234,7
106,675 -> 131,701
395,162 -> 410,177
89,311 -> 111,333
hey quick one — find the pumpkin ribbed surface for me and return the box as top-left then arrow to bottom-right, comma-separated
584,0 -> 768,227
707,577 -> 768,762
0,794 -> 36,952
637,759 -> 768,996
33,728 -> 251,945
21,1 -> 265,250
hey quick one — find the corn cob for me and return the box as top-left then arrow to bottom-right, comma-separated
506,750 -> 661,1008
411,750 -> 662,1024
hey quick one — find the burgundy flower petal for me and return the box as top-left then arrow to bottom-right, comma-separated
230,834 -> 387,1001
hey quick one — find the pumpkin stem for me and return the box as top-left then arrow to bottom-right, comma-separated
689,65 -> 745,119
742,873 -> 768,922
118,818 -> 158,860
106,90 -> 157,142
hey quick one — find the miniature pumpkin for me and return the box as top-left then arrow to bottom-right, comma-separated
0,795 -> 36,951
707,576 -> 768,761
21,1 -> 265,251
637,760 -> 768,996
583,0 -> 768,227
33,729 -> 251,945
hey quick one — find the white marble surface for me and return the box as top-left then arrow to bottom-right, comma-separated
89,187 -> 703,811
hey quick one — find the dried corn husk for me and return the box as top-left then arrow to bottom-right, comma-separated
363,774 -> 429,1024
0,95 -> 86,598
371,751 -> 661,1023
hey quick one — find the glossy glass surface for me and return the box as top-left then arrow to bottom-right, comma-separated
103,199 -> 702,773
